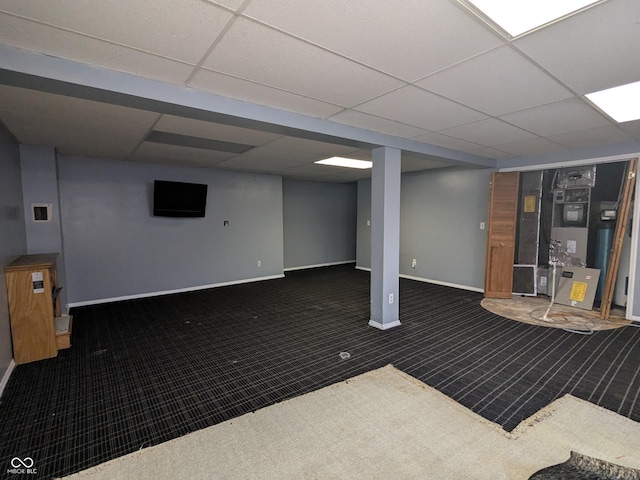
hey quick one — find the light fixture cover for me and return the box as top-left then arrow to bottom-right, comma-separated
464,0 -> 602,37
315,157 -> 372,169
586,81 -> 640,123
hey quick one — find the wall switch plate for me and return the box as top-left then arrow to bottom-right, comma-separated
366,220 -> 371,226
411,259 -> 417,269
257,260 -> 261,267
388,293 -> 394,304
480,222 -> 485,230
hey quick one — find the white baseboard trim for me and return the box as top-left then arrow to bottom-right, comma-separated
68,274 -> 285,308
399,274 -> 484,293
368,319 -> 402,330
354,267 -> 483,293
284,260 -> 355,272
0,359 -> 16,398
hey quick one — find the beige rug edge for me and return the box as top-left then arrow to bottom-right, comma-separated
481,296 -> 629,330
60,364 -> 640,480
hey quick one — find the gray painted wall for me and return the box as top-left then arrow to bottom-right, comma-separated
632,173 -> 640,319
57,156 -> 284,305
399,168 -> 492,289
0,124 -> 27,377
282,179 -> 356,269
356,179 -> 371,268
357,167 -> 493,290
634,244 -> 640,318
20,145 -> 68,310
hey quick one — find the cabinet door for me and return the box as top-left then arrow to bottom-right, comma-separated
484,172 -> 519,298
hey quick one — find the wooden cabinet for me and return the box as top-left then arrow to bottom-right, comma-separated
4,253 -> 72,364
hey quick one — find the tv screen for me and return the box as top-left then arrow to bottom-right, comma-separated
153,180 -> 208,218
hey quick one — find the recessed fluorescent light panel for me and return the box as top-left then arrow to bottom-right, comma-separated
461,0 -> 604,38
586,81 -> 640,123
315,157 -> 372,169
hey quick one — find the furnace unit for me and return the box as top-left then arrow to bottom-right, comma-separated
549,166 -> 595,267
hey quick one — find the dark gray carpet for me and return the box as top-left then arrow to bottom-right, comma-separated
1,264 -> 639,478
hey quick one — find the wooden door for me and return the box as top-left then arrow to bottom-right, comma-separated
484,171 -> 519,298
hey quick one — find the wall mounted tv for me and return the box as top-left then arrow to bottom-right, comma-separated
153,180 -> 208,218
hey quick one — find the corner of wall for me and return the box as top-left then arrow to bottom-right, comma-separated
0,360 -> 16,398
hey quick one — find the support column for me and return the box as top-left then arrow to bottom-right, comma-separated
369,147 -> 401,330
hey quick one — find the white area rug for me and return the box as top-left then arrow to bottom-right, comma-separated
61,365 -> 640,479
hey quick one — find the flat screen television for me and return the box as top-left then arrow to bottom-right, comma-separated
153,180 -> 208,217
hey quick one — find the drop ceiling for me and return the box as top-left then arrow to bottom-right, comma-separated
0,0 -> 639,182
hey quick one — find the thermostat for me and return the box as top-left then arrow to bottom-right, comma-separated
32,203 -> 52,222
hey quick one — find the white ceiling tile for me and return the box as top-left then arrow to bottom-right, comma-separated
1,0 -> 637,182
130,142 -> 235,167
242,0 -> 503,82
342,149 -> 373,161
201,17 -> 404,107
439,118 -> 537,146
240,146 -> 321,163
493,137 -> 568,157
417,46 -> 573,116
548,125 -> 636,149
13,123 -> 142,160
0,86 -> 158,159
204,0 -> 247,10
500,98 -> 613,136
0,85 -> 158,125
215,154 -> 305,172
619,119 -> 640,140
60,138 -> 140,160
4,120 -> 139,159
0,16 -> 194,84
356,86 -> 487,131
514,0 -> 640,94
411,132 -> 485,152
189,69 -> 344,119
260,137 -> 360,157
154,115 -> 282,146
465,146 -> 513,159
328,110 -> 428,138
0,0 -> 234,64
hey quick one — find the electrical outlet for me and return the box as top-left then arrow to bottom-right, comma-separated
388,293 -> 394,304
257,260 -> 261,268
411,258 -> 417,269
366,220 -> 371,226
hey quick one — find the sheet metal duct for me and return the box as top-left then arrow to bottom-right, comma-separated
513,171 -> 543,295
516,171 -> 543,265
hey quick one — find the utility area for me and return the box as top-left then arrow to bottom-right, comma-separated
510,161 -> 634,327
